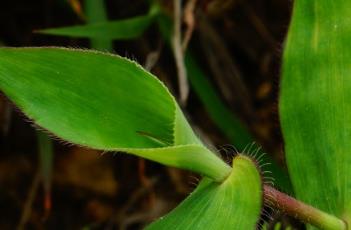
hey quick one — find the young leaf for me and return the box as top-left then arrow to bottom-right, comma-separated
37,5 -> 158,40
280,0 -> 351,227
0,47 -> 230,181
146,155 -> 262,230
0,47 -> 262,229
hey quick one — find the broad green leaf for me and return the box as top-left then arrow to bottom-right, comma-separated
0,48 -> 174,148
280,0 -> 351,227
0,47 -> 230,181
37,5 -> 158,40
146,155 -> 262,230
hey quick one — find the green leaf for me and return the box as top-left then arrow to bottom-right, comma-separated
0,47 -> 230,181
0,47 -> 174,148
37,5 -> 158,40
146,155 -> 262,230
38,15 -> 153,40
84,0 -> 113,50
280,0 -> 351,227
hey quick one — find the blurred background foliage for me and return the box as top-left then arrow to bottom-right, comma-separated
0,0 -> 300,229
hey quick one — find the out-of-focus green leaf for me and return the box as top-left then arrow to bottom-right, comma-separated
147,155 -> 262,230
38,5 -> 158,41
280,0 -> 351,228
84,0 -> 112,50
274,222 -> 282,230
84,0 -> 107,24
38,15 -> 153,40
185,55 -> 252,148
0,47 -> 231,181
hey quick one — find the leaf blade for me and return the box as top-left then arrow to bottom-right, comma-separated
146,155 -> 262,230
37,14 -> 155,40
0,47 -> 175,149
280,0 -> 351,226
0,47 -> 232,181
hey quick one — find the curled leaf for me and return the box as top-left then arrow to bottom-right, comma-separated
0,47 -> 230,181
147,155 -> 262,230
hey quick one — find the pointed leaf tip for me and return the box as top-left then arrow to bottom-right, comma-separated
0,47 -> 175,149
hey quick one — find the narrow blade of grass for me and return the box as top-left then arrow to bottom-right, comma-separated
37,2 -> 158,47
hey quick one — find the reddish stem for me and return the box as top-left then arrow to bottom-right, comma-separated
263,185 -> 347,230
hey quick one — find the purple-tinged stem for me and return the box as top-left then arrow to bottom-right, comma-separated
263,185 -> 347,230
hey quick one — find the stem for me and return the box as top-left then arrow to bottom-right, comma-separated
172,0 -> 189,105
17,171 -> 41,230
263,185 -> 347,230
